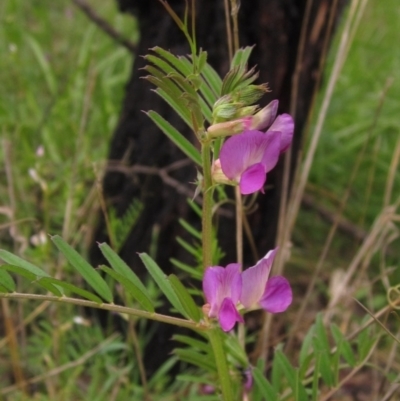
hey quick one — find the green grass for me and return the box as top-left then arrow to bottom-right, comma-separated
310,0 -> 400,227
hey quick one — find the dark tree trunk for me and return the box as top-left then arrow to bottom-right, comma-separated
90,0 -> 344,373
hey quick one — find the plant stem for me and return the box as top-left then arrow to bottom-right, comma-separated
0,293 -> 208,331
201,141 -> 213,269
208,328 -> 234,401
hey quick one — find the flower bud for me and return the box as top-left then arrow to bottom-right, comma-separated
211,159 -> 236,186
207,117 -> 252,138
233,84 -> 269,106
250,99 -> 279,131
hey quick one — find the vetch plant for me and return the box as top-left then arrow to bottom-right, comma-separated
1,2 -> 396,401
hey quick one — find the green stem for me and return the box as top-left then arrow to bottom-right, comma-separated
0,293 -> 208,331
201,141 -> 213,270
208,328 -> 234,401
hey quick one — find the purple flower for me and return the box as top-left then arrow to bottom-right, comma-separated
202,250 -> 292,332
240,249 -> 292,313
203,263 -> 244,332
218,110 -> 294,195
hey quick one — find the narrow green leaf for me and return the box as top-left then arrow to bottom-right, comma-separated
168,274 -> 201,321
271,346 -> 283,392
155,88 -> 192,128
0,265 -> 62,295
0,269 -> 15,292
299,323 -> 315,366
35,277 -> 63,296
331,324 -> 356,367
294,369 -> 309,401
200,63 -> 222,97
37,277 -> 103,303
275,351 -> 308,400
0,264 -> 37,281
146,111 -> 201,166
100,265 -> 154,312
98,243 -> 149,296
173,334 -> 209,353
138,253 -> 186,316
312,352 -> 321,401
313,336 -> 334,387
174,348 -> 216,371
252,365 -> 278,401
198,95 -> 213,123
275,350 -> 296,389
231,47 -> 255,69
175,236 -> 199,257
145,54 -> 181,77
178,218 -> 201,239
224,335 -> 248,366
170,258 -> 202,280
51,235 -> 113,303
197,50 -> 208,73
151,47 -> 191,76
298,352 -> 314,381
315,313 -> 330,350
0,250 -> 50,277
332,338 -> 342,386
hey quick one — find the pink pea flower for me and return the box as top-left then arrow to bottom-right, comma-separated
240,249 -> 292,313
202,263 -> 244,332
218,111 -> 294,195
202,250 -> 292,332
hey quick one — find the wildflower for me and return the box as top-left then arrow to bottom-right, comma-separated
240,249 -> 292,313
218,130 -> 281,194
202,250 -> 292,332
202,263 -> 244,332
218,112 -> 294,194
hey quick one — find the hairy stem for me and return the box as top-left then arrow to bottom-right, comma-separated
202,141 -> 213,269
0,293 -> 208,331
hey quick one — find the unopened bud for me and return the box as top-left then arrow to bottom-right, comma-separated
233,84 -> 269,106
211,159 -> 236,186
207,117 -> 252,138
250,99 -> 279,131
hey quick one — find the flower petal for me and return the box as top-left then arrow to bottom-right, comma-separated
240,249 -> 277,308
219,297 -> 244,332
239,163 -> 266,194
202,264 -> 241,317
260,131 -> 281,172
259,276 -> 292,313
220,130 -> 279,180
251,100 -> 279,131
269,114 -> 294,153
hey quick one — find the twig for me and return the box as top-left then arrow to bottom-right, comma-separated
106,160 -> 195,199
71,0 -> 137,53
